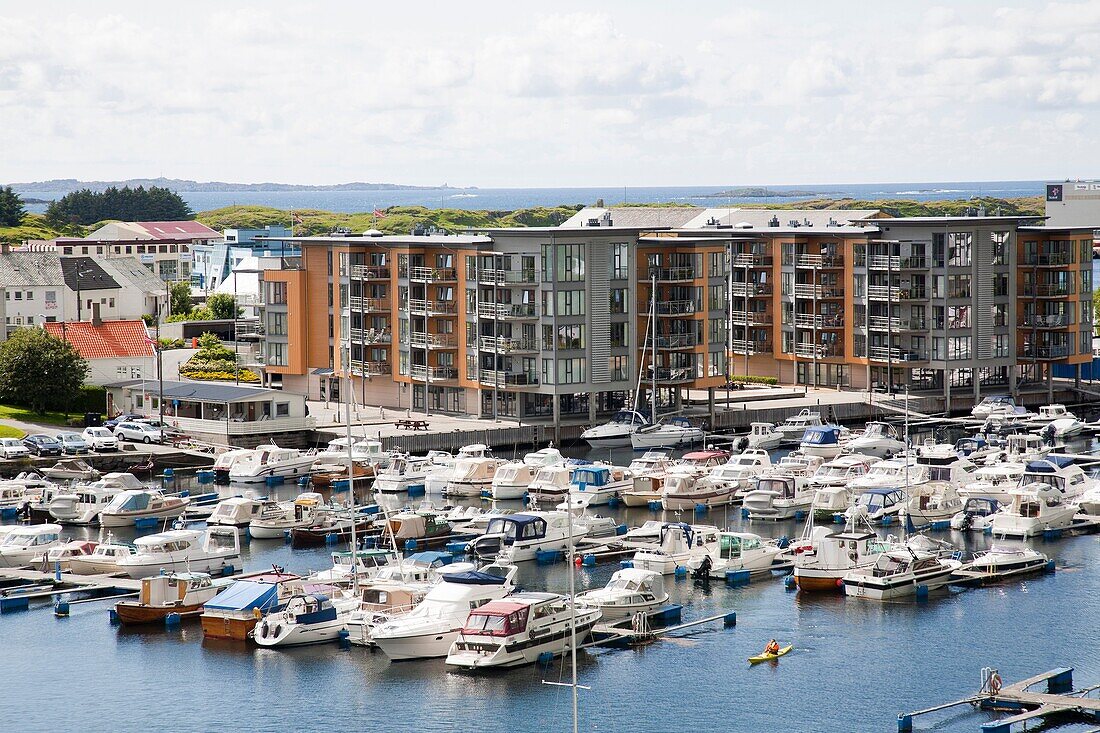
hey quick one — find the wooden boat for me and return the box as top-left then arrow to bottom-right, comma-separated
748,644 -> 792,664
114,572 -> 219,625
310,461 -> 375,489
199,571 -> 301,640
289,515 -> 378,548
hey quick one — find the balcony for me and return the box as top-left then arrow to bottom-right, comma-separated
731,339 -> 772,355
409,332 -> 457,349
346,328 -> 391,345
655,333 -> 700,349
407,266 -> 457,283
478,268 -> 538,285
900,256 -> 928,269
868,255 -> 901,270
900,318 -> 928,331
795,313 -> 844,329
348,360 -> 391,377
652,367 -> 698,384
409,365 -> 458,381
350,265 -> 390,280
478,370 -> 539,387
1020,253 -> 1075,267
477,303 -> 538,319
900,289 -> 928,301
347,296 -> 390,312
653,267 -> 697,282
730,310 -> 768,326
868,347 -> 928,363
732,253 -> 773,268
654,300 -> 698,316
1021,283 -> 1075,297
867,285 -> 899,301
729,281 -> 772,297
1019,314 -> 1073,329
1019,345 -> 1073,360
793,343 -> 842,359
405,298 -> 458,317
796,254 -> 844,268
867,316 -> 901,331
478,336 -> 539,353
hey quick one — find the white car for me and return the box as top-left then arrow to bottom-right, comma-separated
0,438 -> 30,459
114,421 -> 164,444
82,427 -> 119,451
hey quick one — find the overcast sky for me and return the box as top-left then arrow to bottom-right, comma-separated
1,0 -> 1098,187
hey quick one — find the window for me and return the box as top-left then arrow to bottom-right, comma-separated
45,291 -> 56,310
555,244 -> 585,282
557,324 -> 585,349
557,358 -> 586,384
709,318 -> 727,345
267,342 -> 288,366
268,282 -> 287,304
947,305 -> 970,329
611,243 -> 629,279
990,232 -> 1008,265
947,336 -> 971,360
609,356 -> 628,381
269,312 -> 287,336
993,274 -> 1008,297
108,298 -> 114,308
947,275 -> 971,299
991,303 -> 1007,327
25,291 -> 32,301
947,233 -> 971,266
708,284 -> 726,311
709,251 -> 726,278
610,322 -> 627,348
275,402 -> 289,417
993,334 -> 1009,358
556,290 -> 585,316
541,358 -> 554,385
13,291 -> 21,301
610,289 -> 627,314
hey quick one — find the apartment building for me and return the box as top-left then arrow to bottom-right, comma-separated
66,220 -> 223,282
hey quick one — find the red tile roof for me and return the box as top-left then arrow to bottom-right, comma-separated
44,320 -> 154,360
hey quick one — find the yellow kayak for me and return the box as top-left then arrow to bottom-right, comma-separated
748,645 -> 792,664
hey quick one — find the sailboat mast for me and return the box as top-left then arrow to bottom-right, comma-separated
345,372 -> 358,590
650,270 -> 657,423
567,500 -> 579,733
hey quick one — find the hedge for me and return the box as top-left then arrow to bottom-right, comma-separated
183,369 -> 261,383
71,385 -> 107,414
727,375 -> 778,385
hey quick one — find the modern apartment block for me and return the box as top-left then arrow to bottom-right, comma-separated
255,208 -> 1094,419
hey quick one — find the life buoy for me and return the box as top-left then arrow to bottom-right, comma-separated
990,673 -> 1002,694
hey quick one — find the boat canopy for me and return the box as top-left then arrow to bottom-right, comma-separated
205,580 -> 280,611
441,569 -> 509,585
486,514 -> 547,541
610,410 -> 647,425
1027,456 -> 1075,472
406,551 -> 453,567
801,426 -> 844,445
572,467 -> 610,487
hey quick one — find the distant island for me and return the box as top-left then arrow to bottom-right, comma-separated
6,177 -> 471,194
703,187 -> 844,198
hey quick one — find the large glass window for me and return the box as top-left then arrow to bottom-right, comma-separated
555,244 -> 585,282
556,290 -> 586,316
611,243 -> 629,279
557,358 -> 586,384
557,324 -> 586,349
947,233 -> 972,267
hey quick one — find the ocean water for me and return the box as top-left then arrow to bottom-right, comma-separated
4,431 -> 1100,732
19,180 -> 1046,215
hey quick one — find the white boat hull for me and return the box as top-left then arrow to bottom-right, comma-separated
843,563 -> 960,600
989,505 -> 1079,537
100,505 -> 188,528
490,483 -> 528,500
229,457 -> 318,483
445,615 -> 599,669
118,551 -> 239,579
253,617 -> 348,647
374,627 -> 458,660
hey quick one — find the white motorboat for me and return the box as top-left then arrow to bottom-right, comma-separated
116,528 -> 241,579
569,465 -> 632,507
581,410 -> 651,448
808,454 -> 881,490
958,464 -> 1025,503
961,545 -> 1050,579
68,539 -> 138,575
0,484 -> 31,512
372,563 -> 518,660
308,548 -> 401,585
949,497 -> 1002,531
798,425 -> 852,459
990,482 -> 1082,538
469,512 -> 586,563
43,540 -> 99,571
521,465 -> 575,506
1036,417 -> 1084,439
620,451 -> 677,507
207,497 -> 266,528
792,514 -> 895,592
705,449 -> 774,496
742,474 -> 814,520
0,524 -> 65,568
249,492 -> 328,539
631,522 -> 722,575
490,448 -> 564,500
48,484 -> 125,525
212,448 -> 254,481
630,416 -> 705,450
575,568 -> 668,621
898,483 -> 964,526
845,421 -> 906,458
743,422 -> 784,451
686,531 -> 788,579
424,447 -> 488,494
316,437 -> 391,467
843,548 -> 962,600
660,466 -> 737,511
775,409 -> 824,442
99,489 -> 190,528
228,445 -> 318,483
344,583 -> 431,647
441,456 -> 504,498
845,487 -> 907,524
971,395 -> 1021,418
374,454 -> 430,494
1027,404 -> 1078,426
445,592 -> 601,670
42,459 -> 100,482
253,592 -> 359,648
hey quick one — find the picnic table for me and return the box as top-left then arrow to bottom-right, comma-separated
395,419 -> 430,431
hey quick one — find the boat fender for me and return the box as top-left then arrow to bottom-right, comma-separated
274,624 -> 283,638
834,578 -> 843,588
259,621 -> 269,638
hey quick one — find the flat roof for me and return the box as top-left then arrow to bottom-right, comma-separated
105,379 -> 286,403
853,215 -> 1044,224
261,234 -> 492,245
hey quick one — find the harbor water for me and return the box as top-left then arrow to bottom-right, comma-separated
4,433 -> 1100,732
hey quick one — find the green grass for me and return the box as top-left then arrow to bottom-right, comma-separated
0,403 -> 78,427
0,425 -> 26,439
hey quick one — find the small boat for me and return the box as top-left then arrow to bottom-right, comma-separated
42,459 -> 100,482
706,449 -> 775,496
229,445 -> 319,484
289,512 -> 377,548
808,454 -> 881,490
660,467 -> 737,511
687,531 -> 788,579
569,465 -> 632,507
1035,417 -> 1084,439
99,489 -> 190,528
971,394 -> 1021,418
42,540 -> 99,571
620,451 -> 677,507
374,454 -> 430,494
845,422 -> 906,458
116,528 -> 241,579
989,482 -> 1082,538
845,487 -> 907,524
798,425 -> 851,459
344,584 -> 430,647
253,592 -> 358,648
630,416 -> 705,450
249,493 -> 328,539
491,449 -> 565,500
381,511 -> 453,550
575,568 -> 668,621
526,465 -> 577,506
48,484 -> 125,525
748,645 -> 792,664
1027,404 -> 1078,427
899,482 -> 964,526
743,422 -> 783,451
949,497 -> 1001,531
426,444 -> 493,494
200,572 -> 303,640
958,464 -> 1025,503
742,474 -> 814,520
958,545 -> 1049,581
793,514 -> 895,592
775,409 -> 824,443
207,497 -> 267,528
212,448 -> 253,482
468,512 -> 585,563
310,461 -> 375,490
631,522 -> 722,575
843,548 -> 962,600
442,456 -> 504,498
581,410 -> 651,448
445,592 -> 601,670
308,548 -> 401,585
68,539 -> 138,575
114,572 -> 219,625
0,524 -> 64,568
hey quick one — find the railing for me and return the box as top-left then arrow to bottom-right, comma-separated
868,347 -> 927,362
868,255 -> 901,269
407,266 -> 457,282
797,254 -> 844,268
654,300 -> 697,316
168,415 -> 316,437
409,332 -> 457,349
868,316 -> 901,330
652,367 -> 698,383
477,303 -> 538,319
653,267 -> 697,282
654,333 -> 699,349
1021,283 -> 1075,297
1019,314 -> 1073,328
410,365 -> 458,381
478,370 -> 539,387
405,299 -> 458,316
479,269 -> 538,285
900,256 -> 927,269
900,318 -> 927,330
730,282 -> 772,297
348,360 -> 391,376
346,329 -> 391,344
946,289 -> 971,299
350,265 -> 390,280
732,254 -> 773,267
1019,345 -> 1073,359
900,289 -> 928,300
794,343 -> 841,359
730,310 -> 767,325
731,339 -> 772,354
348,296 -> 389,312
1021,253 -> 1075,266
867,285 -> 899,301
478,336 -> 538,352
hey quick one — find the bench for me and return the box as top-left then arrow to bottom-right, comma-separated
394,419 -> 430,431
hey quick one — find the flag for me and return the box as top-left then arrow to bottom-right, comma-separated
292,212 -> 303,225
372,209 -> 384,218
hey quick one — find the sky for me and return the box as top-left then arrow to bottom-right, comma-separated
1,0 -> 1099,187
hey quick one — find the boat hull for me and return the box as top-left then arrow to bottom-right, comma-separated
843,565 -> 958,600
662,491 -> 736,511
253,617 -> 348,647
374,627 -> 459,660
201,612 -> 259,641
115,601 -> 204,625
118,552 -> 239,579
100,505 -> 187,528
446,617 -> 599,670
620,491 -> 661,507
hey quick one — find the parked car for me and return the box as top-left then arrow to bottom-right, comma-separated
81,427 -> 119,452
104,413 -> 145,430
134,419 -> 182,439
0,438 -> 30,459
23,434 -> 63,456
55,432 -> 91,455
114,421 -> 164,444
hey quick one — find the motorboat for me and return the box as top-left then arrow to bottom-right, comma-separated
808,454 -> 881,489
679,448 -> 731,470
792,514 -> 895,592
809,455 -> 888,519
525,464 -> 578,506
310,461 -> 375,490
372,563 -> 519,660
705,449 -> 774,495
845,422 -> 906,458
381,511 -> 453,550
424,446 -> 489,494
631,522 -> 722,575
99,489 -> 190,528
0,484 -> 31,512
953,436 -> 998,462
116,528 -> 241,579
798,425 -> 851,459
344,584 -> 430,647
1027,404 -> 1078,426
686,531 -> 788,579
42,459 -> 100,482
441,456 -> 504,498
958,464 -> 1025,503
114,572 -> 219,625
569,465 -> 632,507
490,448 -> 565,500
971,394 -> 1021,418
445,592 -> 601,670
228,445 -> 319,483
847,456 -> 928,491
989,482 -> 1082,538
842,548 -> 962,600
48,484 -> 125,525
620,451 -> 677,507
775,409 -> 824,442
660,467 -> 737,511
68,539 -> 138,575
249,492 -> 328,539
308,548 -> 401,585
374,454 -> 430,494
468,512 -> 585,563
581,410 -> 651,448
960,545 -> 1050,580
43,540 -> 99,571
200,572 -> 304,640
0,524 -> 64,568
898,483 -> 963,526
743,422 -> 784,451
575,568 -> 668,621
845,487 -> 907,524
212,448 -> 253,482
289,511 -> 377,548
1034,417 -> 1084,440
630,416 -> 705,450
949,497 -> 1002,531
316,437 -> 391,467
742,474 -> 814,520
207,497 -> 266,528
253,592 -> 359,648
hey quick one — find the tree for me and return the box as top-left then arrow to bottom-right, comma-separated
0,186 -> 26,227
207,293 -> 241,320
0,328 -> 88,414
169,281 -> 192,318
45,185 -> 193,227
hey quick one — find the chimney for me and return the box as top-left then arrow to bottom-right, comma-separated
92,302 -> 102,327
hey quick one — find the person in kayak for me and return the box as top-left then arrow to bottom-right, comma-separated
764,639 -> 780,656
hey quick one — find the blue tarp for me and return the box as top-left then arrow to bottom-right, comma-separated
441,570 -> 508,585
1027,456 -> 1075,471
204,581 -> 279,611
407,551 -> 452,566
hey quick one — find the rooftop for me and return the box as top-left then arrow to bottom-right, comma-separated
84,221 -> 221,242
60,257 -> 120,292
558,206 -> 703,229
105,378 -> 285,403
0,251 -> 63,287
44,320 -> 153,360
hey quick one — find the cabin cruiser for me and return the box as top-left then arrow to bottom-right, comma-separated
949,498 -> 1002,531
372,563 -> 519,660
958,464 -> 1025,503
1033,416 -> 1084,440
68,539 -> 138,575
1028,404 -> 1078,427
971,394 -> 1021,418
954,436 -> 999,463
845,488 -> 908,524
469,512 -> 585,563
898,483 -> 963,526
847,456 -> 928,492
212,448 -> 254,482
489,447 -> 564,500
845,422 -> 906,458
228,445 -> 318,483
799,425 -> 852,459
43,540 -> 99,571
686,531 -> 788,579
374,454 -> 430,494
990,482 -> 1082,538
42,459 -> 100,482
621,451 -> 677,507
630,416 -> 705,450
842,548 -> 962,600
742,422 -> 784,451
576,568 -> 669,621
344,584 -> 431,647
742,474 -> 814,520
441,456 -> 504,498
425,445 -> 491,494
380,511 -> 453,550
962,545 -> 1049,579
809,454 -> 887,518
522,465 -> 575,506
316,437 -> 391,467
0,484 -> 32,512
581,410 -> 651,448
776,409 -> 825,443
253,592 -> 359,648
660,467 -> 737,511
114,572 -> 219,625
207,497 -> 267,528
808,454 -> 881,489
249,493 -> 328,539
308,548 -> 401,585
48,484 -> 125,525
705,449 -> 774,496
99,489 -> 190,528
445,592 -> 601,670
631,522 -> 722,575
792,514 -> 895,592
569,465 -> 632,506
0,524 -> 64,568
116,528 -> 241,579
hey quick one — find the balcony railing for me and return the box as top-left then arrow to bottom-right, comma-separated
405,299 -> 458,316
653,267 -> 697,282
1019,314 -> 1073,328
730,310 -> 767,326
655,333 -> 700,349
901,318 -> 928,331
346,328 -> 391,344
868,255 -> 901,270
794,284 -> 843,299
730,282 -> 772,297
868,316 -> 901,330
866,285 -> 899,301
477,303 -> 538,319
868,347 -> 928,362
731,339 -> 772,355
732,253 -> 773,267
409,365 -> 458,381
793,343 -> 842,359
797,254 -> 844,268
478,370 -> 539,387
348,360 -> 391,376
348,296 -> 390,312
168,415 -> 316,436
654,300 -> 698,316
350,265 -> 390,280
1021,253 -> 1075,267
479,269 -> 538,285
407,266 -> 457,283
652,367 -> 698,383
1019,345 -> 1073,360
409,332 -> 457,349
900,289 -> 928,301
900,256 -> 927,269
1021,283 -> 1075,297
478,336 -> 539,352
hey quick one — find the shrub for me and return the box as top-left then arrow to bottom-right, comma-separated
726,375 -> 778,386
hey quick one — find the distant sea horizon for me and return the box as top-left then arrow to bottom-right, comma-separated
18,180 -> 1047,215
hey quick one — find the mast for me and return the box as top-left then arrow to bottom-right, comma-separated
567,490 -> 579,733
344,371 -> 359,591
650,270 -> 657,423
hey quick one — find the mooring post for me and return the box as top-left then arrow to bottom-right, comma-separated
897,713 -> 912,732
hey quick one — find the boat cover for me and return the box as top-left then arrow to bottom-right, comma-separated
204,581 -> 279,611
407,551 -> 452,567
1027,456 -> 1074,472
440,570 -> 508,585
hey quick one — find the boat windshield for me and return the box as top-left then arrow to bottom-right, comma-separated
803,430 -> 834,445
757,478 -> 793,497
462,610 -> 525,636
872,554 -> 910,575
105,492 -> 151,512
1,533 -> 37,548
